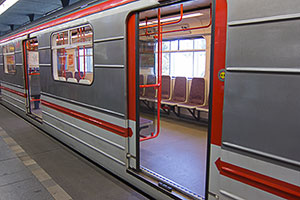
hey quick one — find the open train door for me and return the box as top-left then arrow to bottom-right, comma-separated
127,12 -> 140,171
127,0 -> 228,199
23,38 -> 42,120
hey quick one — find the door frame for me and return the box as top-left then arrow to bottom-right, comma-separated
22,37 -> 41,119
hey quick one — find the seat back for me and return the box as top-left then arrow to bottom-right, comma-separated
65,71 -> 73,79
161,75 -> 171,100
144,74 -> 156,98
188,78 -> 205,105
75,72 -> 84,82
172,77 -> 186,102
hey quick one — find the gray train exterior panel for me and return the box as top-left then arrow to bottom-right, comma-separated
222,71 -> 300,163
0,64 -> 24,87
40,65 -> 126,116
228,0 -> 300,22
90,11 -> 127,40
227,20 -> 300,69
94,40 -> 125,66
37,33 -> 51,49
38,49 -> 51,65
224,0 -> 300,167
15,52 -> 23,64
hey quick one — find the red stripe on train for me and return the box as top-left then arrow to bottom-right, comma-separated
0,0 -> 136,43
215,158 -> 300,200
41,100 -> 133,138
0,86 -> 27,98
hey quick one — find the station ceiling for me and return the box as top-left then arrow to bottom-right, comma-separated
0,0 -> 91,36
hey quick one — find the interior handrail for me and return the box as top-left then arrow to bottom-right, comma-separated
145,17 -> 149,35
139,4 -> 183,30
140,4 -> 212,37
62,32 -> 66,77
140,7 -> 162,142
28,72 -> 40,75
161,4 -> 183,26
77,28 -> 81,79
77,27 -> 87,80
140,83 -> 160,88
57,33 -> 66,77
82,27 -> 86,79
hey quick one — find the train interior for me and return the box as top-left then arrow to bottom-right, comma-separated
138,0 -> 211,197
25,38 -> 42,119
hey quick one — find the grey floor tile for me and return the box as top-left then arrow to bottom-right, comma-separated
31,149 -> 147,200
0,158 -> 26,177
14,137 -> 61,156
0,169 -> 32,187
0,139 -> 17,161
0,177 -> 53,200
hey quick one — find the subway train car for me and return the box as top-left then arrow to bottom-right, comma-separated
0,0 -> 299,199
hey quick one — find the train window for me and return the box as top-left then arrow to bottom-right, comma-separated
52,25 -> 93,85
3,44 -> 16,74
155,38 -> 206,77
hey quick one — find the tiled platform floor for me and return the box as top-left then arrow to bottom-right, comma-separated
0,105 -> 148,200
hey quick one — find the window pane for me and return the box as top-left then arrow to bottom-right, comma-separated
162,41 -> 170,51
71,26 -> 92,44
55,31 -> 68,46
179,39 -> 193,50
153,37 -> 206,78
170,52 -> 193,77
3,45 -> 16,74
170,40 -> 178,50
162,53 -> 170,75
52,25 -> 93,85
194,38 -> 206,49
57,48 -> 67,77
75,46 -> 93,83
194,52 -> 206,77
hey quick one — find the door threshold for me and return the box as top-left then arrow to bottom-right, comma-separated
27,113 -> 43,123
132,166 -> 205,200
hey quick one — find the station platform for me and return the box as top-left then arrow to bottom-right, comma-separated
0,105 -> 148,200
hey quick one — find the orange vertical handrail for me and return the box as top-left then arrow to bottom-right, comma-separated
82,27 -> 86,79
57,33 -> 66,78
145,17 -> 149,36
77,28 -> 81,79
77,27 -> 86,80
62,32 -> 66,77
140,8 -> 162,142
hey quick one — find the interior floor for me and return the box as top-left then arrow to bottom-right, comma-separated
140,113 -> 208,196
